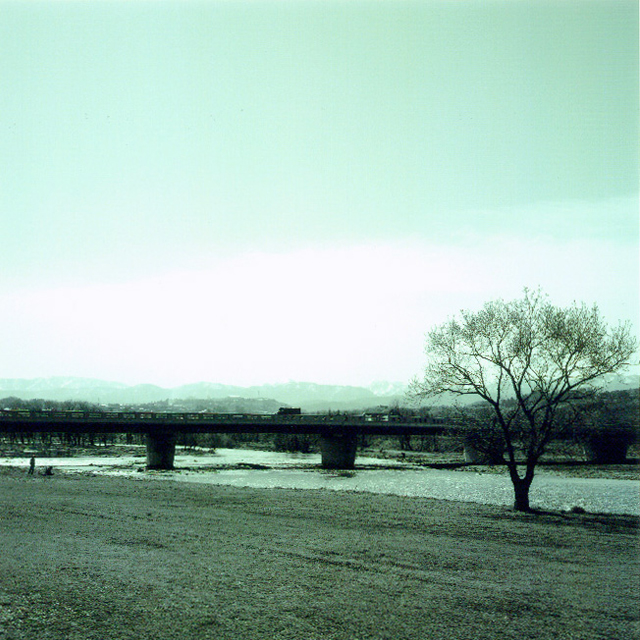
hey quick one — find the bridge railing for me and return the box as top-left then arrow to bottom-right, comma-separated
0,410 -> 450,438
0,409 -> 447,424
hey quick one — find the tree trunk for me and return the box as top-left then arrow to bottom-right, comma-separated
512,478 -> 532,512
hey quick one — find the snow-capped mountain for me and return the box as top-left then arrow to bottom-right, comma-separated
0,377 -> 409,411
368,381 -> 409,397
1,373 -> 632,410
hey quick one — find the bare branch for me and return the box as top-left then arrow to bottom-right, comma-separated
413,288 -> 637,511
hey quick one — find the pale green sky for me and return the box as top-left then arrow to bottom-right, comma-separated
0,1 -> 637,386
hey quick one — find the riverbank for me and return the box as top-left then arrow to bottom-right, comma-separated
3,442 -> 638,480
2,446 -> 638,515
0,471 -> 637,640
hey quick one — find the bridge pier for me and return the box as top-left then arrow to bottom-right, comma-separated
462,434 -> 505,465
320,433 -> 357,469
463,441 -> 489,464
582,433 -> 630,464
145,431 -> 176,470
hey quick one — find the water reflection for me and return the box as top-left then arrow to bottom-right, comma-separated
2,448 -> 638,516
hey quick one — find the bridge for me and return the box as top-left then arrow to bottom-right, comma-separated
0,410 -> 446,470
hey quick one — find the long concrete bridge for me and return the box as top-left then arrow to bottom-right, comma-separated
0,410 -> 446,470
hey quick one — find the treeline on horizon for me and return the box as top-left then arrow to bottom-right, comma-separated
0,389 -> 637,462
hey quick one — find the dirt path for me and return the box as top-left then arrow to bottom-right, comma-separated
0,471 -> 637,640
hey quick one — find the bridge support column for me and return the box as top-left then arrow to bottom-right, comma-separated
146,431 -> 176,470
320,433 -> 357,469
463,435 -> 505,465
582,433 -> 630,464
463,441 -> 489,464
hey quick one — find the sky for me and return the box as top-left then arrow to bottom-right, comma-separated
0,0 -> 638,389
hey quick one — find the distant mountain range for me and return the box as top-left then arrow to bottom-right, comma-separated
0,377 -> 410,412
599,372 -> 640,392
0,374 -> 636,412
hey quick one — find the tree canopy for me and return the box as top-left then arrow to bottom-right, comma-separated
411,289 -> 637,511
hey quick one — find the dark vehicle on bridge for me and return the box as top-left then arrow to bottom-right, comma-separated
277,407 -> 302,416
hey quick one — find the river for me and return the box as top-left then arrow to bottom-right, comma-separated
2,448 -> 638,516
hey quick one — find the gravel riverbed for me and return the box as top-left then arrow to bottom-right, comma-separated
0,469 -> 637,640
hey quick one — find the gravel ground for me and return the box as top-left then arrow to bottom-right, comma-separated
0,469 -> 638,640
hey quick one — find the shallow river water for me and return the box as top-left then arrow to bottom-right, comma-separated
3,448 -> 638,516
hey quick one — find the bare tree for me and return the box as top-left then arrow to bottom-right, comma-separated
410,289 -> 637,511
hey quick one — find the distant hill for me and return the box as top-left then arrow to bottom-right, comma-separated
0,377 -> 408,412
1,374 -> 635,412
600,373 -> 640,392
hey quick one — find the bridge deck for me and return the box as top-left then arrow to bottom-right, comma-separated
0,411 -> 446,436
